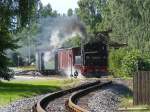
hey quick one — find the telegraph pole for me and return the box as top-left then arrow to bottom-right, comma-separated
27,0 -> 31,65
26,24 -> 31,65
17,56 -> 20,67
28,31 -> 31,64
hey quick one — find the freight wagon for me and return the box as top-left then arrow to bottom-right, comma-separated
36,48 -> 57,75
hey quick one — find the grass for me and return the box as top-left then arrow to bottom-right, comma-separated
119,91 -> 150,112
0,78 -> 79,106
17,65 -> 36,70
118,90 -> 133,108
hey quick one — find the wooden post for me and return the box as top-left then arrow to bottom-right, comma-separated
133,71 -> 150,105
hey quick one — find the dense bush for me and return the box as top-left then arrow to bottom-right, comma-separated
121,50 -> 141,77
109,49 -> 150,77
138,52 -> 150,71
109,48 -> 127,77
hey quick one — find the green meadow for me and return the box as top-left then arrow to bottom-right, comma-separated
0,78 -> 78,106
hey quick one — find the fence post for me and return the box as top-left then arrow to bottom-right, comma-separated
133,71 -> 150,105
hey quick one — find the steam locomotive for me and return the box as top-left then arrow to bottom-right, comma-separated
36,32 -> 108,77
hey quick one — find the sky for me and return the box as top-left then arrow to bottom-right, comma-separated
41,0 -> 79,14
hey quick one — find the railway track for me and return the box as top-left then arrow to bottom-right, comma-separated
33,79 -> 112,112
66,81 -> 112,112
15,70 -> 57,76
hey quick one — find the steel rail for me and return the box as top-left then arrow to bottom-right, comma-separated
33,80 -> 101,112
66,81 -> 112,112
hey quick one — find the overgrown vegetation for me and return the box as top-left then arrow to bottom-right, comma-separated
109,49 -> 150,77
62,35 -> 81,48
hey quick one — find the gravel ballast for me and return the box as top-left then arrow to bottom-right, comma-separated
46,79 -> 100,112
0,94 -> 46,112
88,89 -> 120,112
46,94 -> 70,112
88,79 -> 132,112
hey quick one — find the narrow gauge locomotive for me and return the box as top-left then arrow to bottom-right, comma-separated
56,37 -> 108,78
36,32 -> 109,77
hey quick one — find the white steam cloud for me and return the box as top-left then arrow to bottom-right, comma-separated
36,16 -> 86,50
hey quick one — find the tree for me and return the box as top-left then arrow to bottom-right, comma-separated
74,8 -> 79,16
77,0 -> 103,33
62,35 -> 81,48
0,0 -> 39,80
77,0 -> 150,51
0,1 -> 18,80
13,22 -> 40,65
99,0 -> 150,51
101,0 -> 150,76
67,8 -> 73,16
39,3 -> 59,17
11,52 -> 25,66
52,10 -> 59,17
18,0 -> 39,28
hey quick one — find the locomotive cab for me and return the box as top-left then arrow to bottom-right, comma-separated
80,41 -> 108,77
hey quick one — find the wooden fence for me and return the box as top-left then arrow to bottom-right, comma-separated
133,71 -> 150,105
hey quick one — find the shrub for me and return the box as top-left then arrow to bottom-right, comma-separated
109,48 -> 127,77
138,52 -> 150,71
109,49 -> 150,77
121,50 -> 141,77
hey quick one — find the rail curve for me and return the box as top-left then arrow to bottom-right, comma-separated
33,80 -> 101,112
66,81 -> 112,112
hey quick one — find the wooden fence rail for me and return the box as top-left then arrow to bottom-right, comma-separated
133,71 -> 150,105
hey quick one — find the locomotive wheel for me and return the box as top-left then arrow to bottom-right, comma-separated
74,70 -> 78,78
